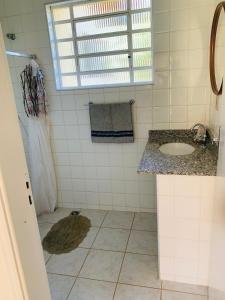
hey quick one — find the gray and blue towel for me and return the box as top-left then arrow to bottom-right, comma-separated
89,102 -> 134,143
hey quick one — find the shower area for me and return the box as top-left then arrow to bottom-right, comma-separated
4,47 -> 158,298
4,47 -> 158,297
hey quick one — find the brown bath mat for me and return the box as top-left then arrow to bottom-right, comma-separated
42,212 -> 91,254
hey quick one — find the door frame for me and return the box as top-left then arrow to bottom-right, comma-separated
0,24 -> 51,300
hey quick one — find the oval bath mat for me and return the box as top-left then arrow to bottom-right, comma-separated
42,212 -> 91,254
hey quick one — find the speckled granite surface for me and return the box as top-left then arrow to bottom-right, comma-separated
138,130 -> 218,176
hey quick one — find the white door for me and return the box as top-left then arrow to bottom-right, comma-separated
0,25 -> 51,300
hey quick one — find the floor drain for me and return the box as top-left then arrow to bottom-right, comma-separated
71,211 -> 80,216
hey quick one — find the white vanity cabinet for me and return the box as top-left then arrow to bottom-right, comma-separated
157,175 -> 215,286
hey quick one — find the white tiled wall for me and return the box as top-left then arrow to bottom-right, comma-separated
209,1 -> 225,296
0,0 -> 217,211
209,0 -> 225,135
157,175 -> 215,286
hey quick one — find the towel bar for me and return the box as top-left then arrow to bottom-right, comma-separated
84,99 -> 135,107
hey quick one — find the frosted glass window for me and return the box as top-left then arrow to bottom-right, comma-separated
132,12 -> 151,30
133,51 -> 151,67
78,35 -> 128,54
62,75 -> 77,87
132,32 -> 151,49
57,41 -> 74,56
52,7 -> 70,21
60,59 -> 76,73
131,0 -> 151,10
55,23 -> 72,39
80,54 -> 129,71
46,0 -> 153,89
81,72 -> 130,86
76,15 -> 127,37
73,0 -> 127,18
134,69 -> 152,82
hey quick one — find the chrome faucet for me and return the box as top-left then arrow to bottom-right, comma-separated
191,123 -> 207,143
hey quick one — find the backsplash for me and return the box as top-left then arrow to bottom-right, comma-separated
0,0 -> 216,211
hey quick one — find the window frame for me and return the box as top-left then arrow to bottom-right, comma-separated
46,0 -> 154,90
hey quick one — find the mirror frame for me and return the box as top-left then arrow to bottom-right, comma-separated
210,1 -> 225,96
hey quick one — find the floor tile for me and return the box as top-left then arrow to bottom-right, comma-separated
46,248 -> 89,276
114,283 -> 161,300
132,213 -> 157,231
93,228 -> 130,251
127,230 -> 157,255
81,209 -> 107,227
162,281 -> 208,296
79,249 -> 124,282
79,227 -> 99,248
102,211 -> 134,229
67,278 -> 116,300
119,253 -> 160,288
43,250 -> 52,264
48,274 -> 75,300
162,290 -> 207,300
38,223 -> 53,240
38,208 -> 73,224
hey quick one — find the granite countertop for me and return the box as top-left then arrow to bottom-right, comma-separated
138,130 -> 218,176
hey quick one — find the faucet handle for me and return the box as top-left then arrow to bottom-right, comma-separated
191,123 -> 206,131
191,123 -> 207,143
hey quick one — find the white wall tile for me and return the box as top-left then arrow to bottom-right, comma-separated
154,12 -> 170,33
2,0 -> 216,214
157,175 -> 215,286
61,95 -> 76,110
154,52 -> 170,71
154,32 -> 170,52
170,51 -> 188,70
153,107 -> 170,123
170,106 -> 187,123
153,89 -> 170,107
170,31 -> 189,51
154,0 -> 170,12
170,9 -> 189,31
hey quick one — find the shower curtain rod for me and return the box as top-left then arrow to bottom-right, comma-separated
6,50 -> 37,59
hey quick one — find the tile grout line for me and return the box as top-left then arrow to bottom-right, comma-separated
78,245 -> 158,256
112,212 -> 136,300
41,224 -> 157,233
66,210 -> 109,300
41,210 -> 208,299
160,280 -> 163,300
161,288 -> 208,297
101,226 -> 157,232
47,272 -> 76,279
47,271 -> 208,297
76,276 -> 162,291
45,254 -> 52,265
44,210 -> 160,299
65,276 -> 78,300
64,272 -> 163,291
47,271 -> 207,298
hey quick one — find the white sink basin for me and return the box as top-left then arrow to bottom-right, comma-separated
159,143 -> 195,156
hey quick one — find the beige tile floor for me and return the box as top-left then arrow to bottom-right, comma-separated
38,208 -> 208,300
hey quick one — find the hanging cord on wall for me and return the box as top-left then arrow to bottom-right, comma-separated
20,61 -> 47,117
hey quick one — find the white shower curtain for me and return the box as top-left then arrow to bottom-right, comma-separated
28,116 -> 57,215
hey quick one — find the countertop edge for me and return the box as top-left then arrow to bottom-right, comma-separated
137,130 -> 218,177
